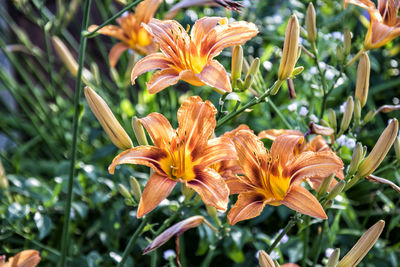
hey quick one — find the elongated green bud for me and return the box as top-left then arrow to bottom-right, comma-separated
338,96 -> 354,135
231,45 -> 243,89
354,99 -> 361,126
244,74 -> 254,90
326,180 -> 346,201
395,137 -> 400,161
337,45 -> 344,64
355,53 -> 370,107
337,220 -> 385,267
356,119 -> 399,178
306,3 -> 317,43
348,142 -> 364,176
247,57 -> 260,77
317,173 -> 335,198
85,87 -> 133,150
278,15 -> 300,81
344,28 -> 352,56
132,116 -> 148,145
129,176 -> 142,202
118,183 -> 133,200
328,109 -> 337,133
362,109 -> 376,125
326,248 -> 340,267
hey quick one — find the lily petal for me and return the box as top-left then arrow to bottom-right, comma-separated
196,59 -> 232,93
147,69 -> 180,94
289,151 -> 344,185
177,96 -> 217,152
134,0 -> 163,24
186,168 -> 229,211
137,173 -> 177,217
258,129 -> 302,141
108,43 -> 128,68
191,17 -> 225,45
222,124 -> 251,139
225,176 -> 254,194
202,21 -> 258,59
270,134 -> 304,176
305,135 -> 330,152
131,53 -> 173,84
232,130 -> 267,188
108,146 -> 168,175
194,136 -> 236,167
282,185 -> 327,219
227,192 -> 266,225
88,24 -> 127,42
139,113 -> 175,148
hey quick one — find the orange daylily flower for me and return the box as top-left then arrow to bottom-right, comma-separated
227,131 -> 343,225
345,0 -> 400,50
1,250 -> 40,267
259,130 -> 344,191
88,0 -> 161,67
211,124 -> 250,181
109,96 -> 236,217
130,17 -> 258,94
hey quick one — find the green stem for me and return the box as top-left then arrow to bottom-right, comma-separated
301,217 -> 311,267
216,80 -> 282,129
345,48 -> 365,68
268,100 -> 291,129
266,213 -> 299,254
117,216 -> 149,267
311,221 -> 326,267
84,0 -> 142,38
59,0 -> 92,266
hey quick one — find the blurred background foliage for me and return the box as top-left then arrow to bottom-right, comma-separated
0,0 -> 399,266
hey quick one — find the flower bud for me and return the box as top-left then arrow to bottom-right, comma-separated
247,57 -> 260,78
0,160 -> 8,189
328,109 -> 337,133
336,45 -> 344,64
348,142 -> 364,176
129,176 -> 142,202
376,104 -> 400,114
326,180 -> 346,201
355,52 -> 370,107
278,15 -> 300,81
367,174 -> 400,193
231,45 -> 243,89
306,3 -> 317,43
338,96 -> 354,136
243,74 -> 254,90
344,28 -> 352,56
326,248 -> 340,267
356,119 -> 399,178
362,109 -> 376,125
317,173 -> 335,197
291,66 -> 304,77
84,87 -> 133,150
52,36 -> 92,84
309,122 -> 334,136
354,99 -> 361,126
258,250 -> 275,267
395,137 -> 400,161
118,183 -> 133,200
337,220 -> 385,267
132,116 -> 148,145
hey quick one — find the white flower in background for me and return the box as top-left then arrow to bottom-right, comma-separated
332,31 -> 343,40
163,249 -> 176,260
299,106 -> 309,116
393,97 -> 399,105
340,102 -> 347,113
325,69 -> 335,80
288,102 -> 298,112
325,247 -> 335,258
263,61 -> 273,71
310,114 -> 319,122
277,229 -> 289,244
270,250 -> 280,260
309,66 -> 318,74
336,135 -> 356,149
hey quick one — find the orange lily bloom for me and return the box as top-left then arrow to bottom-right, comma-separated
1,250 -> 40,267
345,0 -> 400,50
88,0 -> 161,67
130,17 -> 258,94
258,130 -> 344,191
109,96 -> 236,217
211,124 -> 250,181
227,131 -> 343,225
